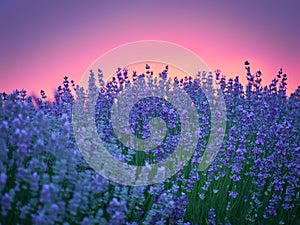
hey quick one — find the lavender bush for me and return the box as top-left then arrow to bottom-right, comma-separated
0,62 -> 299,224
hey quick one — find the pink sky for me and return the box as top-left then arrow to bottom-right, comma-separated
0,0 -> 299,98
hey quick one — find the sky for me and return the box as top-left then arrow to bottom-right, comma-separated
0,0 -> 299,98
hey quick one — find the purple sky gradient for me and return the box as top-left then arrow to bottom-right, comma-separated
0,0 -> 299,97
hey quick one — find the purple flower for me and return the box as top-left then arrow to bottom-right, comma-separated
1,193 -> 13,216
208,208 -> 216,225
0,172 -> 7,191
228,191 -> 238,199
230,174 -> 241,182
32,208 -> 48,225
40,183 -> 57,204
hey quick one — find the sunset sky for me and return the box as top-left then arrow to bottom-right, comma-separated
0,0 -> 299,97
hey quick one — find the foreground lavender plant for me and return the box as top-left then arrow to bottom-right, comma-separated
0,63 -> 299,224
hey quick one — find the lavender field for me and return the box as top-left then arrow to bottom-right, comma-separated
0,62 -> 299,224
